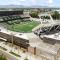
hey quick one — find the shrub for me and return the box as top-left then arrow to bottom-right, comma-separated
51,11 -> 60,20
10,52 -> 21,57
0,54 -> 7,60
0,46 -> 7,51
24,57 -> 28,60
29,12 -> 39,18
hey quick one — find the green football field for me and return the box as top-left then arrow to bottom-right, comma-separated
7,21 -> 39,32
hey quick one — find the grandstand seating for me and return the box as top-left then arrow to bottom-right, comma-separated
34,24 -> 60,36
0,15 -> 24,24
0,10 -> 30,24
0,10 -> 24,23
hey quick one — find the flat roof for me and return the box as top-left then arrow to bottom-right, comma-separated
0,28 -> 28,40
0,28 -> 39,41
43,32 -> 60,41
29,38 -> 60,55
36,42 -> 60,55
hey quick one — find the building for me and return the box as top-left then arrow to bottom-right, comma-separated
0,29 -> 60,60
0,9 -> 23,16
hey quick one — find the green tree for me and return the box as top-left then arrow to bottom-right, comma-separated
0,55 -> 7,60
51,11 -> 60,20
24,57 -> 28,60
29,12 -> 39,18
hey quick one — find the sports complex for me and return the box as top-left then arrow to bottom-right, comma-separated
0,8 -> 60,60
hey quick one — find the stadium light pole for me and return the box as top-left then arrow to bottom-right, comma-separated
6,21 -> 14,48
11,22 -> 15,47
11,33 -> 14,47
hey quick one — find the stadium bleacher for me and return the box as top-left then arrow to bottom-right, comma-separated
0,10 -> 24,23
0,10 -> 31,24
34,24 -> 60,36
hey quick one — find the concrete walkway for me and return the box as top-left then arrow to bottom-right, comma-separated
0,41 -> 42,60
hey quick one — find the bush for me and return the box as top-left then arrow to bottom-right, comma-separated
10,52 -> 21,57
0,54 -> 7,60
24,57 -> 28,60
51,11 -> 60,20
29,12 -> 39,18
0,46 -> 7,51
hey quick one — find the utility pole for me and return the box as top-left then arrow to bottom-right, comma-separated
11,22 -> 15,47
10,22 -> 14,49
11,33 -> 14,47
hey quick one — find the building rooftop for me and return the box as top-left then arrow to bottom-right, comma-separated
0,28 -> 40,41
42,32 -> 60,41
36,42 -> 60,55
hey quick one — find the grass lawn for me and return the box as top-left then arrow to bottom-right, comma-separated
7,21 -> 39,32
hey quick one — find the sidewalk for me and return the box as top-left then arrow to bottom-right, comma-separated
0,41 -> 42,60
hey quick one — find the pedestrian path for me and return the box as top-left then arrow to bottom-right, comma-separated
0,41 -> 42,60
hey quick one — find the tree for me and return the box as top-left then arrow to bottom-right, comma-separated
0,55 -> 7,60
29,12 -> 39,18
51,11 -> 60,20
24,57 -> 28,60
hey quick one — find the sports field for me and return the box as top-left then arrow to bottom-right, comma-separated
7,21 -> 39,32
